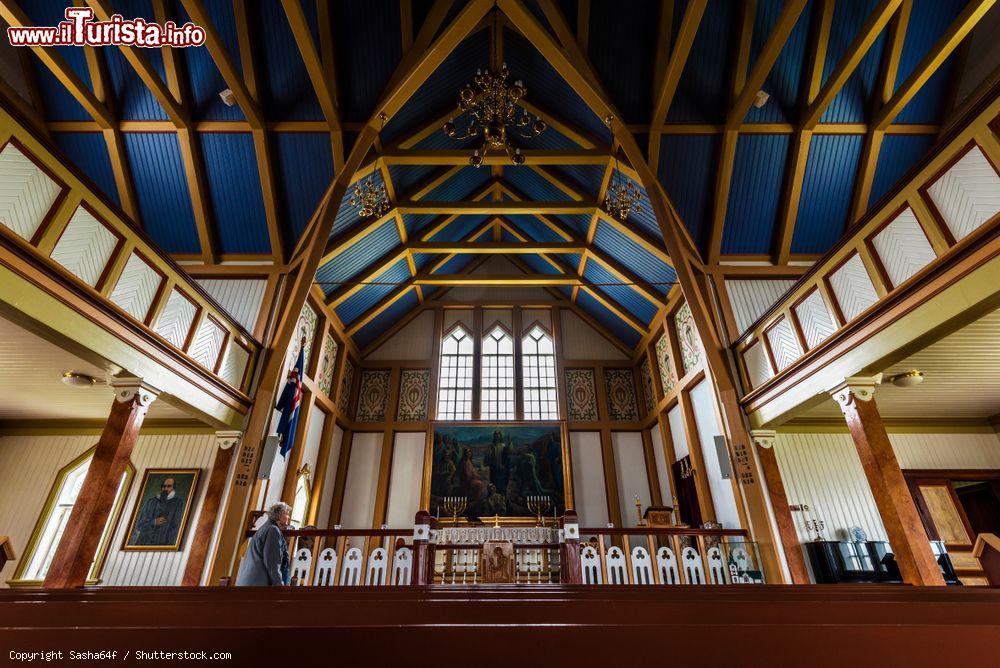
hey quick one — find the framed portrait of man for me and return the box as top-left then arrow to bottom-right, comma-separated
122,469 -> 200,551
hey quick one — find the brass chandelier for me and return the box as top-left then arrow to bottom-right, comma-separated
442,8 -> 546,166
351,113 -> 390,219
349,176 -> 390,219
603,116 -> 642,222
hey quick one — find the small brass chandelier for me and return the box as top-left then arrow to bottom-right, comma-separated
603,116 -> 643,222
442,6 -> 546,167
351,113 -> 391,218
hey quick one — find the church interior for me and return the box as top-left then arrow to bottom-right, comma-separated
1,0 -> 1000,662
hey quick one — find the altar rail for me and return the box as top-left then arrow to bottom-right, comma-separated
243,517 -> 761,587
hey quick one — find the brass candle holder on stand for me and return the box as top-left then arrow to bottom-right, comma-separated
526,495 -> 551,526
442,496 -> 467,524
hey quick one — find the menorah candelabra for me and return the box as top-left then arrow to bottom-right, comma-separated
526,495 -> 551,526
442,496 -> 468,524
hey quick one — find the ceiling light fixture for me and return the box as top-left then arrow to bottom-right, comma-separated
602,115 -> 642,223
888,369 -> 924,388
351,113 -> 391,219
219,88 -> 236,107
753,90 -> 770,109
62,371 -> 97,388
442,5 -> 546,167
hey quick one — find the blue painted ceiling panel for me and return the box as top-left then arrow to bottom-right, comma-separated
429,214 -> 490,242
315,218 -> 401,295
511,125 -> 578,150
520,253 -> 564,276
551,164 -> 606,195
504,166 -> 573,202
404,213 -> 438,236
868,133 -> 934,208
273,133 -> 334,244
820,0 -> 888,124
122,132 -> 200,254
176,1 -> 245,121
504,29 -> 611,143
583,261 -> 658,324
792,134 -> 862,254
744,0 -> 813,124
51,133 -> 119,207
722,133 -> 790,255
613,171 -> 658,238
354,289 -> 420,349
24,2 -> 93,120
433,253 -> 475,275
389,164 -> 438,196
252,0 -> 322,121
593,221 -> 677,294
658,134 -> 718,250
333,0 -> 402,122
504,215 -> 565,243
335,258 -> 410,325
894,0 -> 965,123
554,214 -> 591,238
670,0 -> 737,123
382,29 -> 489,145
576,290 -> 641,348
586,0 -> 659,124
426,166 -> 491,200
200,133 -> 269,253
105,1 -> 168,121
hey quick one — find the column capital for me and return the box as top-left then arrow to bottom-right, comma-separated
110,377 -> 160,407
830,374 -> 883,410
750,429 -> 777,449
215,431 -> 242,450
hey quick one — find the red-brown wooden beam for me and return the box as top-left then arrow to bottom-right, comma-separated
751,430 -> 811,584
43,379 -> 159,588
181,431 -> 240,586
832,378 -> 945,586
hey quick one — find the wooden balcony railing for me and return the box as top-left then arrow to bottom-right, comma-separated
241,512 -> 761,587
733,87 -> 1000,424
0,105 -> 260,413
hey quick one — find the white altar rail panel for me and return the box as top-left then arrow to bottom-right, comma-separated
576,528 -> 765,586
281,530 -> 415,587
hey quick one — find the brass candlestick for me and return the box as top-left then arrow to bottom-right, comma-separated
635,495 -> 645,527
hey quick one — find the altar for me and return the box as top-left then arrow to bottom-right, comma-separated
431,523 -> 562,584
433,525 -> 559,545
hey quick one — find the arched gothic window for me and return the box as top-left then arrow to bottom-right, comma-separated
437,324 -> 474,420
522,325 -> 558,420
480,324 -> 515,420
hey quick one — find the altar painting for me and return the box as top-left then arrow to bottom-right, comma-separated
429,424 -> 564,518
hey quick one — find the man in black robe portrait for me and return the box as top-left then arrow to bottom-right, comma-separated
132,477 -> 184,546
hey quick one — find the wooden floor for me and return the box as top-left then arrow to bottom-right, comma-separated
2,585 -> 1000,666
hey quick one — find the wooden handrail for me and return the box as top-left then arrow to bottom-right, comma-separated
579,527 -> 749,538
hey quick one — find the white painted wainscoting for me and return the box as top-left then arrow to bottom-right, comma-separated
0,432 -> 222,587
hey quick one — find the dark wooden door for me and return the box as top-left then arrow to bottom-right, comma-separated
672,456 -> 701,527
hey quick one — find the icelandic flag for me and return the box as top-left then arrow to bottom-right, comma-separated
275,347 -> 304,458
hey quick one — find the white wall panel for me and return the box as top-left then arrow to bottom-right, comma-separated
194,278 -> 267,333
366,310 -> 434,360
0,432 -> 220,587
300,408 -> 325,473
773,431 -> 1000,547
316,425 -> 344,529
612,432 -> 650,528
385,432 -> 425,527
339,433 -> 383,529
689,380 -> 741,529
569,432 -> 608,527
667,404 -> 688,460
726,279 -> 796,334
560,310 -> 627,360
649,426 -> 672,504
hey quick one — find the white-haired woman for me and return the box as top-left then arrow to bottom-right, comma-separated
235,502 -> 291,586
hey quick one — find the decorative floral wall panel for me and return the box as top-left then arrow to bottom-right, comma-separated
289,303 -> 318,370
317,335 -> 338,397
674,302 -> 701,373
655,332 -> 676,395
338,360 -> 355,414
604,369 -> 639,421
356,369 -> 391,423
565,369 -> 598,421
396,369 -> 430,422
640,361 -> 655,414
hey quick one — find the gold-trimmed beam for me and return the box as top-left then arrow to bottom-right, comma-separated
380,148 -> 610,165
397,201 -> 597,215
